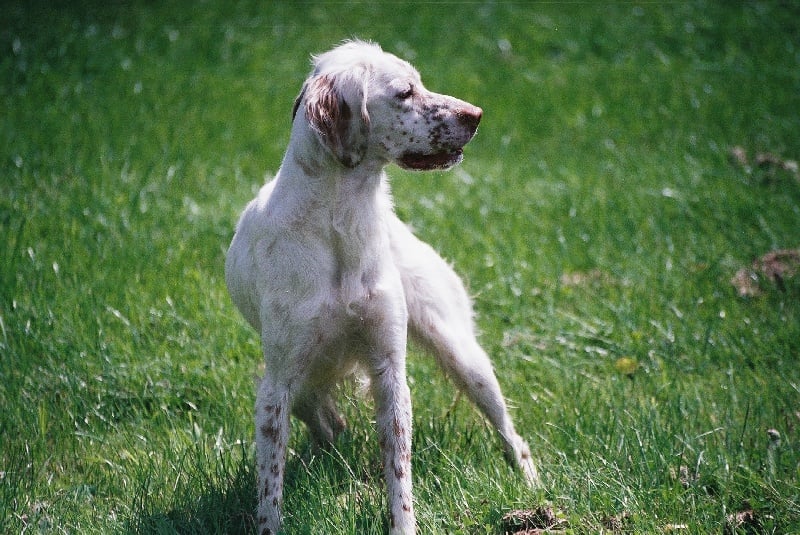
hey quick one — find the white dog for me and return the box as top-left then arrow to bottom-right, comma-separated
225,40 -> 536,535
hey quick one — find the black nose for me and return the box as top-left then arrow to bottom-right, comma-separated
457,105 -> 483,132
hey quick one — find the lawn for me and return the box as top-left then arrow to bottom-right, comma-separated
2,1 -> 799,533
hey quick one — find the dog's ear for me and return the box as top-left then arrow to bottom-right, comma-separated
302,73 -> 370,168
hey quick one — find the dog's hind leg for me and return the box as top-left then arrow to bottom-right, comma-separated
394,229 -> 538,484
293,387 -> 346,445
416,321 -> 538,484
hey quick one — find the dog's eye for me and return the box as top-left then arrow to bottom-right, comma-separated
396,86 -> 414,100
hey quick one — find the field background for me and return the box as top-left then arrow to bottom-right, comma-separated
2,1 -> 799,533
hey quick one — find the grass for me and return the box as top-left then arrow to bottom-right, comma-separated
2,1 -> 799,533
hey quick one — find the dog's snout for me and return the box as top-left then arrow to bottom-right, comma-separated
457,105 -> 482,131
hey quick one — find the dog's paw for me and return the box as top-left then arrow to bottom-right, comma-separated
507,434 -> 539,485
519,453 -> 539,486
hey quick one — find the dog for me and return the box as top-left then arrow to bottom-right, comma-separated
225,40 -> 537,535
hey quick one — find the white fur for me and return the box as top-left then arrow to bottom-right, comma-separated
225,40 -> 536,535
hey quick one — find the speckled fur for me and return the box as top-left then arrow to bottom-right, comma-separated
225,40 -> 537,535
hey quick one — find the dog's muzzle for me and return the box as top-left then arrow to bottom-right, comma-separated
398,104 -> 482,171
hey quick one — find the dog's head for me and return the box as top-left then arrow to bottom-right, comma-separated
293,40 -> 482,171
292,49 -> 371,169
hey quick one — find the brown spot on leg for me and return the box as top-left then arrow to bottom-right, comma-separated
260,421 -> 280,442
393,419 -> 405,437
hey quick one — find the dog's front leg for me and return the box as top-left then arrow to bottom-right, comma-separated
255,377 -> 291,535
369,351 -> 415,535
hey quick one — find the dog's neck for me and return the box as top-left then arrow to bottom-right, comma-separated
280,117 -> 391,206
274,122 -> 395,294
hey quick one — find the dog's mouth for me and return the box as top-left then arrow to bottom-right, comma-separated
398,149 -> 464,171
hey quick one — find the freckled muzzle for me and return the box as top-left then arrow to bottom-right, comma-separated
398,102 -> 482,171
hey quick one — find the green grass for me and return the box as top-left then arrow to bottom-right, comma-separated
2,1 -> 799,533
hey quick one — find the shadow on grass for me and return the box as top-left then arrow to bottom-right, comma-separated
124,439 -> 369,535
126,453 -> 257,535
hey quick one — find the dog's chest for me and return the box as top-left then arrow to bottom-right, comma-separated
314,234 -> 405,346
328,253 -> 396,326
301,268 -> 402,370
254,177 -> 405,348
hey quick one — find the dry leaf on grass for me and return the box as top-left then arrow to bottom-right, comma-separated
602,511 -> 632,533
559,269 -> 610,287
723,508 -> 761,534
731,248 -> 800,296
728,145 -> 799,180
755,151 -> 799,175
729,145 -> 749,168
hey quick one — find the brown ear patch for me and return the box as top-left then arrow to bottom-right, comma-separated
300,74 -> 368,168
304,75 -> 341,145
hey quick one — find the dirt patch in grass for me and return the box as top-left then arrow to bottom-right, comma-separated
500,506 -> 567,534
